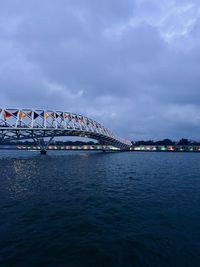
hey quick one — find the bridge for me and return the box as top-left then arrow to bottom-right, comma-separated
0,108 -> 132,153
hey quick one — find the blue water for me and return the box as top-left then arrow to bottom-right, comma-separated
0,151 -> 200,267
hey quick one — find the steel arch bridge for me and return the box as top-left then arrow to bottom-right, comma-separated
0,108 -> 131,151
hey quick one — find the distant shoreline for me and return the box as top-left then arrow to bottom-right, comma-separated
1,145 -> 200,152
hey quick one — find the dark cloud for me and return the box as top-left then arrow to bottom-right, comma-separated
0,0 -> 200,140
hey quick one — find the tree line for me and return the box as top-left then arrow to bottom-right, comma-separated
0,140 -> 98,146
1,138 -> 200,146
132,138 -> 200,146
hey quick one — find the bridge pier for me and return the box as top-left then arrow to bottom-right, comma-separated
40,150 -> 47,155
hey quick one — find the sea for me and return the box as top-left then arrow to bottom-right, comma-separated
0,151 -> 200,267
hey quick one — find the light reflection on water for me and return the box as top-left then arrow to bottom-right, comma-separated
10,159 -> 39,197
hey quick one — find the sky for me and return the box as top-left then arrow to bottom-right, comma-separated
1,0 -> 200,140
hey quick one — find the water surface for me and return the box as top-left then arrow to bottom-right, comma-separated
0,151 -> 200,266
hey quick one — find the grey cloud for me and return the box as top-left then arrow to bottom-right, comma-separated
0,0 -> 200,140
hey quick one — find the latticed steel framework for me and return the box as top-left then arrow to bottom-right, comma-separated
0,108 -> 131,150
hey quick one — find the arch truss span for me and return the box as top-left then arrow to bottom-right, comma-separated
0,108 -> 132,150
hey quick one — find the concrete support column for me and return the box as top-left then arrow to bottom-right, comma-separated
40,149 -> 47,155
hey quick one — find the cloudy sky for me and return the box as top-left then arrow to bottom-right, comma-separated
1,0 -> 200,140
